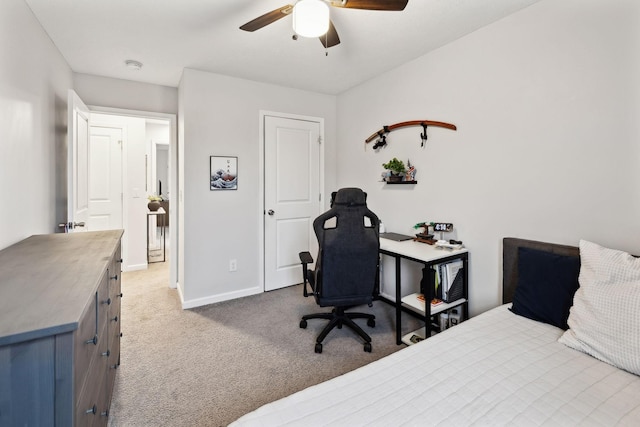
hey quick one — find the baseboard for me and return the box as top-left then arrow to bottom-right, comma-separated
176,282 -> 185,304
378,291 -> 396,302
123,263 -> 148,272
181,286 -> 263,310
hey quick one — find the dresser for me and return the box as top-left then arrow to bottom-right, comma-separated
0,230 -> 124,426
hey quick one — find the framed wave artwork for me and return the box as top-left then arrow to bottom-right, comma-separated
210,156 -> 238,190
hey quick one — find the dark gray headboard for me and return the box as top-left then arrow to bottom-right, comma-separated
502,237 -> 580,304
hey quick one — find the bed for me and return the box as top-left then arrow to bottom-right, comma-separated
231,237 -> 640,426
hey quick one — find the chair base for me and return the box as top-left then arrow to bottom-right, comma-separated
300,307 -> 375,353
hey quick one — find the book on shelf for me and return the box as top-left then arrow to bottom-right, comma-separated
416,294 -> 444,306
402,292 -> 466,316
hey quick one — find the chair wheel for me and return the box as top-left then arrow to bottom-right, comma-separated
315,343 -> 323,353
367,318 -> 375,328
300,319 -> 307,329
364,342 -> 372,352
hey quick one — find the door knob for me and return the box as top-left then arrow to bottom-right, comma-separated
58,221 -> 86,231
267,209 -> 275,216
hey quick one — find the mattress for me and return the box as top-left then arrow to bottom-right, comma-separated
231,305 -> 640,426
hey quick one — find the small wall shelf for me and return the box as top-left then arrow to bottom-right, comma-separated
386,181 -> 417,185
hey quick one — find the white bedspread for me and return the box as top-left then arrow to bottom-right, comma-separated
231,305 -> 640,426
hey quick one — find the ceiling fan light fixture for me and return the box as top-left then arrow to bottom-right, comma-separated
292,0 -> 330,38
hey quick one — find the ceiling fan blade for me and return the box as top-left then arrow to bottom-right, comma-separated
329,0 -> 408,11
320,20 -> 341,48
239,5 -> 294,32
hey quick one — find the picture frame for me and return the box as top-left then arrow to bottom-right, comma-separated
210,156 -> 238,190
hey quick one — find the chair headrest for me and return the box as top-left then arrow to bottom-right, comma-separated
332,188 -> 367,207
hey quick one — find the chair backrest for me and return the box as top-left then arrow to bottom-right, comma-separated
313,188 -> 380,307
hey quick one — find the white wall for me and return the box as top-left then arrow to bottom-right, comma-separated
0,0 -> 74,249
74,73 -> 178,115
336,0 -> 640,316
178,69 -> 337,307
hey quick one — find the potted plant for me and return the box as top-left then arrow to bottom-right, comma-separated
382,157 -> 406,182
147,194 -> 162,211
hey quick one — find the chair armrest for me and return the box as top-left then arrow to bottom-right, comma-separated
299,251 -> 314,264
299,252 -> 314,297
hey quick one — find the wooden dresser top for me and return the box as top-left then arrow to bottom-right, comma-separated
0,230 -> 124,346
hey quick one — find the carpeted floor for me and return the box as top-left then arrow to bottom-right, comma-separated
108,252 -> 420,426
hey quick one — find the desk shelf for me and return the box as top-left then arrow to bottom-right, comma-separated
386,180 -> 417,185
400,295 -> 467,346
401,293 -> 467,316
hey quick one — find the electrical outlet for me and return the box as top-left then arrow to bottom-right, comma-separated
229,259 -> 237,272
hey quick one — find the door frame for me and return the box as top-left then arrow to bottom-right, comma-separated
258,110 -> 325,292
89,105 -> 178,290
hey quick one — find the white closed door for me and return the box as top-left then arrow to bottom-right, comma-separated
264,115 -> 322,291
65,90 -> 90,232
88,126 -> 123,231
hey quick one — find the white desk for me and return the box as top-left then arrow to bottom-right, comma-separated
147,207 -> 166,263
379,238 -> 469,344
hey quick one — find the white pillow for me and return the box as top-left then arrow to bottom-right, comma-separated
558,240 -> 640,376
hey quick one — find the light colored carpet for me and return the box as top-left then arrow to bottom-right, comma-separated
108,253 -> 420,426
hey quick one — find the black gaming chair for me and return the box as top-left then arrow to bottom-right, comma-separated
298,188 -> 380,353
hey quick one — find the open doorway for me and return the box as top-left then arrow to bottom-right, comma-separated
88,106 -> 177,289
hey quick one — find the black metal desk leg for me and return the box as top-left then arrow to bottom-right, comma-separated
395,256 -> 402,345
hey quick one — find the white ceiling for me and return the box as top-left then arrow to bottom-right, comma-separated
25,0 -> 542,95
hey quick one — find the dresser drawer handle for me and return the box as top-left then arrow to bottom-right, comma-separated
117,258 -> 123,263
103,298 -> 112,305
111,364 -> 119,370
110,274 -> 118,281
86,404 -> 97,415
101,410 -> 109,417
118,292 -> 123,298
102,349 -> 110,357
85,335 -> 98,345
111,315 -> 118,322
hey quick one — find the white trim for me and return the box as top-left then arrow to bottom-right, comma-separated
258,113 -> 266,293
180,286 -> 263,310
176,282 -> 185,307
258,110 -> 325,293
123,263 -> 148,272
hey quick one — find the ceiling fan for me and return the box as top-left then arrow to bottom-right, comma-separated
239,0 -> 408,48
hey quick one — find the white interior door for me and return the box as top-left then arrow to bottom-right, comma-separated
264,115 -> 322,291
65,90 -> 90,232
88,125 -> 123,231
